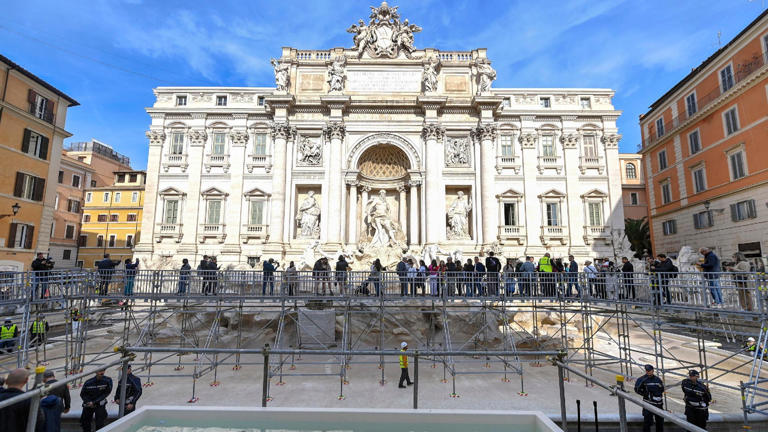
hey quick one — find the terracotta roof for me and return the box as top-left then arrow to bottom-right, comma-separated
0,54 -> 79,106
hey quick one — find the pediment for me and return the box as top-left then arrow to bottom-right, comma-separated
244,187 -> 271,197
538,189 -> 565,199
580,188 -> 608,199
201,187 -> 229,197
497,188 -> 523,199
158,187 -> 186,196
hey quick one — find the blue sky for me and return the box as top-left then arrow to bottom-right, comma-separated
2,0 -> 765,169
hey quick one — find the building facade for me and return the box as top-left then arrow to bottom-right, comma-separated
619,154 -> 648,220
80,171 -> 145,268
0,54 -> 78,271
640,9 -> 768,265
49,153 -> 93,268
135,3 -> 626,269
66,139 -> 131,187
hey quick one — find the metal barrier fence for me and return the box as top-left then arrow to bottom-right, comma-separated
2,269 -> 766,313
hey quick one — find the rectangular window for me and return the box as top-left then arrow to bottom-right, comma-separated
216,95 -> 227,106
500,135 -> 514,156
720,65 -> 735,92
131,191 -> 139,203
546,203 -> 560,226
729,150 -> 746,180
13,173 -> 45,201
176,95 -> 187,106
656,117 -> 665,137
661,182 -> 672,204
502,98 -> 511,107
83,214 -> 91,223
580,97 -> 591,109
9,223 -> 34,249
213,132 -> 226,154
588,202 -> 603,226
78,234 -> 87,247
114,192 -> 121,203
249,200 -> 264,225
253,133 -> 267,155
503,202 -> 517,226
206,200 -> 222,224
90,180 -> 96,187
164,200 -> 179,224
62,249 -> 71,260
171,133 -> 184,155
540,97 -> 551,108
630,192 -> 638,206
103,192 -> 110,203
85,192 -> 92,203
67,199 -> 81,213
72,175 -> 81,188
658,150 -> 667,171
58,171 -> 64,183
29,92 -> 53,122
692,167 -> 706,193
97,214 -> 107,222
126,235 -> 134,248
129,173 -> 138,182
693,210 -> 714,229
116,173 -> 125,183
582,135 -> 597,158
685,93 -> 697,117
54,194 -> 59,210
541,135 -> 555,157
662,220 -> 677,236
22,130 -> 48,160
108,235 -> 116,248
110,214 -> 119,222
724,107 -> 739,135
731,199 -> 757,222
688,130 -> 701,154
96,235 -> 104,247
65,225 -> 75,240
257,96 -> 265,106
127,214 -> 137,222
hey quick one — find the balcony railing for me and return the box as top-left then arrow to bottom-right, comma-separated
437,51 -> 473,62
296,51 -> 332,61
240,224 -> 268,243
498,225 -> 526,245
162,153 -> 188,173
644,50 -> 767,148
154,224 -> 183,243
583,225 -> 611,245
537,155 -> 562,174
198,224 -> 226,243
246,153 -> 272,173
495,155 -> 521,174
204,154 -> 230,173
578,155 -> 604,174
540,225 -> 568,245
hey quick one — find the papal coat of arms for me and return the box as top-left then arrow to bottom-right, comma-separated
346,2 -> 422,59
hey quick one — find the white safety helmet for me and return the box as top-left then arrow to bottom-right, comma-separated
748,337 -> 756,342
400,341 -> 408,348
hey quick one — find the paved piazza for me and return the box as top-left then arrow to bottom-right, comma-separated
135,2 -> 627,269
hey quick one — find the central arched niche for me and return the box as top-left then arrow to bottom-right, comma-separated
357,144 -> 410,180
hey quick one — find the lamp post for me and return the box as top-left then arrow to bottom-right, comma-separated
0,203 -> 21,219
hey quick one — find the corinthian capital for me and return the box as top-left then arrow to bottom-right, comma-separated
560,133 -> 579,149
518,133 -> 537,148
146,130 -> 166,146
422,123 -> 445,141
323,121 -> 346,141
470,122 -> 498,143
229,130 -> 249,147
187,129 -> 207,146
269,121 -> 294,140
601,134 -> 621,148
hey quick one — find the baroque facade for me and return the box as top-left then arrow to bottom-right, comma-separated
135,2 -> 626,269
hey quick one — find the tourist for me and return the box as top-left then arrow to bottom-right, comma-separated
31,252 -> 54,299
285,261 -> 298,296
178,259 -> 191,295
359,259 -> 383,296
634,364 -> 664,432
262,258 -> 277,296
727,252 -> 751,311
114,364 -> 142,415
438,260 -> 447,296
209,257 -> 221,294
41,370 -> 69,431
446,257 -> 458,296
418,260 -> 428,296
0,318 -> 18,353
651,254 -> 674,305
123,258 -> 139,297
407,259 -> 418,296
198,255 -> 211,294
80,369 -> 113,432
681,370 -> 711,429
699,247 -> 723,306
96,254 -> 121,296
503,258 -> 516,296
428,259 -> 439,296
396,257 -> 409,296
553,258 -> 565,297
485,251 -> 502,296
520,256 -> 536,296
335,255 -> 349,295
473,257 -> 486,296
583,260 -> 598,297
594,259 -> 607,299
566,255 -> 580,298
29,313 -> 49,347
537,253 -> 554,297
462,259 -> 474,297
398,341 -> 413,388
0,369 -> 44,431
621,257 -> 635,300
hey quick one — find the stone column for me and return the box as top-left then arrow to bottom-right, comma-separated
409,179 -> 420,246
472,122 -> 498,246
268,122 -> 292,245
398,185 -> 407,237
324,122 -> 346,246
422,123 -> 445,244
360,186 -> 370,241
347,180 -> 358,245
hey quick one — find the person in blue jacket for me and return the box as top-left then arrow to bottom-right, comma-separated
80,368 -> 113,432
114,364 -> 143,415
634,364 -> 665,432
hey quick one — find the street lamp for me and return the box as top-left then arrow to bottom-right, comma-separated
703,200 -> 710,211
0,203 -> 21,219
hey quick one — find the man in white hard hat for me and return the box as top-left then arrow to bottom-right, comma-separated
398,341 -> 413,388
746,337 -> 760,356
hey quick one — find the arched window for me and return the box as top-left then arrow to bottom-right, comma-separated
626,163 -> 637,179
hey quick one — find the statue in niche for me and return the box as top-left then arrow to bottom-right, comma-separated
327,56 -> 346,92
445,137 -> 470,167
422,56 -> 440,93
296,191 -> 321,239
297,137 -> 322,166
474,60 -> 496,95
447,191 -> 472,240
364,189 -> 399,248
271,58 -> 290,92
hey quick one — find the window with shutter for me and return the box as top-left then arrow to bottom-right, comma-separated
546,203 -> 560,226
24,225 -> 34,249
8,223 -> 17,248
503,203 -> 516,226
588,202 -> 603,226
583,136 -> 597,158
164,200 -> 179,224
206,200 -> 222,224
32,177 -> 45,201
97,235 -> 104,247
253,134 -> 267,155
249,201 -> 264,225
14,172 -> 24,197
21,129 -> 31,153
39,136 -> 48,160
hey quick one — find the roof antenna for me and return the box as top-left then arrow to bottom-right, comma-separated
717,31 -> 722,48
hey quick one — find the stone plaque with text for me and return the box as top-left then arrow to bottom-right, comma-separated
347,70 -> 421,92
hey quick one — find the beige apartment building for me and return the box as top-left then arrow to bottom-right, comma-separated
49,153 -> 94,268
619,154 -> 648,221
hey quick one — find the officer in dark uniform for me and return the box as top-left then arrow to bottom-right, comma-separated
634,364 -> 665,432
80,368 -> 113,432
0,318 -> 19,353
681,369 -> 711,429
114,364 -> 143,415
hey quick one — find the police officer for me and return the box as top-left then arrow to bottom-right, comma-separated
114,364 -> 142,415
29,313 -> 49,346
634,364 -> 665,432
398,341 -> 413,388
681,369 -> 711,429
80,368 -> 113,432
0,318 -> 18,353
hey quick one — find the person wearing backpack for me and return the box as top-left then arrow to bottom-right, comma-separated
485,252 -> 501,296
651,254 -> 674,305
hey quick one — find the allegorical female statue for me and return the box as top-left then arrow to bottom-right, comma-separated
447,191 -> 472,239
271,58 -> 290,92
296,191 -> 321,239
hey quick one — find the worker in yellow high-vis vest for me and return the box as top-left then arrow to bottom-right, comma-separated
537,253 -> 555,297
29,314 -> 49,346
1,319 -> 19,353
398,341 -> 413,388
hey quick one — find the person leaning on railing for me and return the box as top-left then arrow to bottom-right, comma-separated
95,254 -> 121,296
177,259 -> 191,295
727,252 -> 753,312
699,247 -> 724,306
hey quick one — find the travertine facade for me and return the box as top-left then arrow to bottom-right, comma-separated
135,3 -> 626,268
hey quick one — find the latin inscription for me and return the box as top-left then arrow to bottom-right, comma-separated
347,70 -> 421,92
